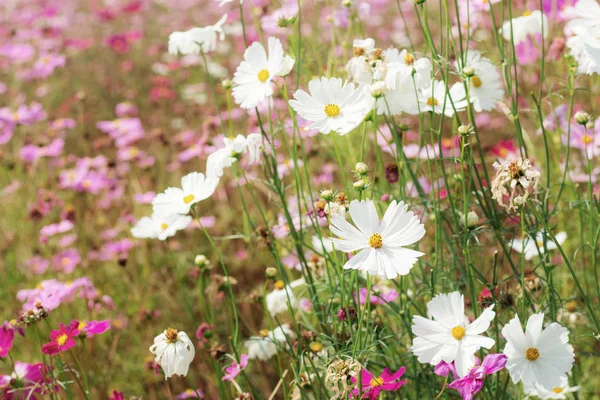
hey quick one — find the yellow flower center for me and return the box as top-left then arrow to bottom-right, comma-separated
370,376 -> 385,387
183,194 -> 195,204
582,135 -> 593,145
309,342 -> 323,352
324,104 -> 340,117
257,69 -> 270,82
259,329 -> 270,337
471,76 -> 482,88
523,10 -> 532,16
552,387 -> 563,393
369,233 -> 383,249
427,97 -> 438,106
525,347 -> 540,361
274,280 -> 285,290
78,321 -> 87,331
61,257 -> 71,267
404,53 -> 415,65
451,326 -> 466,340
56,334 -> 68,346
161,223 -> 168,230
165,327 -> 179,344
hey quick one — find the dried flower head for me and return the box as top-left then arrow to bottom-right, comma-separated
491,157 -> 540,212
324,357 -> 362,399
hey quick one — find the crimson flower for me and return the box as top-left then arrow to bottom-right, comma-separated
41,321 -> 80,355
350,366 -> 406,399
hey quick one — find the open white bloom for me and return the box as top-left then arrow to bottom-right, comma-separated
168,14 -> 227,55
418,80 -> 469,117
563,0 -> 600,74
502,313 -> 575,391
511,231 -> 567,261
525,376 -> 579,399
232,37 -> 292,109
411,292 -> 496,378
345,38 -> 376,87
206,133 -> 263,178
245,324 -> 296,360
265,278 -> 304,316
289,77 -> 371,135
329,199 -> 425,279
149,328 -> 195,379
501,10 -> 549,44
457,50 -> 504,112
131,213 -> 192,240
153,172 -> 219,216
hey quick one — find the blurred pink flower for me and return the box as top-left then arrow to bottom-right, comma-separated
222,354 -> 248,381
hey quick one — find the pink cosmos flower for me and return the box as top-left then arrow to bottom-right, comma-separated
40,220 -> 74,240
51,248 -> 81,273
0,325 -> 15,358
350,367 -> 406,399
76,320 -> 111,338
446,354 -> 507,400
26,54 -> 66,79
41,321 -> 80,355
109,391 -> 124,400
355,287 -> 399,305
222,354 -> 248,381
0,361 -> 50,398
177,388 -> 204,399
105,31 -> 142,53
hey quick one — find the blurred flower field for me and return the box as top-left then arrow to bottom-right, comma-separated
1,0 -> 600,398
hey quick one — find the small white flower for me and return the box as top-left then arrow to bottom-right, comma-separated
152,172 -> 219,216
511,231 -> 567,261
502,313 -> 575,391
456,50 -> 504,112
206,133 -> 263,178
246,334 -> 277,361
289,77 -> 371,135
563,0 -> 600,75
501,10 -> 549,44
329,199 -> 425,279
149,328 -> 195,379
270,324 -> 296,344
232,37 -> 290,109
131,213 -> 192,240
168,14 -> 227,55
418,80 -> 469,117
411,292 -> 496,378
278,55 -> 296,77
524,376 -> 579,399
265,281 -> 298,316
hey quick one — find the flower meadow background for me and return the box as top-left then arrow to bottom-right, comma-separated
1,0 -> 600,398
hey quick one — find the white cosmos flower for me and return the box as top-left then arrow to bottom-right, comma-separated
410,292 -> 496,378
152,172 -> 219,216
511,231 -> 567,261
232,37 -> 292,109
563,0 -> 600,75
524,376 -> 579,399
168,14 -> 227,55
131,213 -> 192,240
289,77 -> 371,135
149,328 -> 195,379
245,324 -> 296,361
501,10 -> 549,44
582,44 -> 600,74
502,313 -> 575,391
206,133 -> 263,178
378,49 -> 432,115
457,50 -> 504,112
418,80 -> 469,117
265,278 -> 304,316
329,199 -> 425,279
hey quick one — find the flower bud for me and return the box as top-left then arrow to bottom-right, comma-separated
574,111 -> 590,125
353,179 -> 367,190
321,189 -> 334,201
221,79 -> 232,89
462,66 -> 476,77
458,124 -> 472,136
265,267 -> 278,279
355,162 -> 369,175
466,211 -> 479,228
195,254 -> 211,268
342,0 -> 352,6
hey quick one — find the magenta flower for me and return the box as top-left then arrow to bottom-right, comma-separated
445,354 -> 507,400
77,320 -> 111,338
0,361 -> 50,398
355,287 -> 399,305
0,325 -> 15,358
41,321 -> 80,355
350,367 -> 406,399
109,391 -> 124,400
177,388 -> 204,399
222,354 -> 248,381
